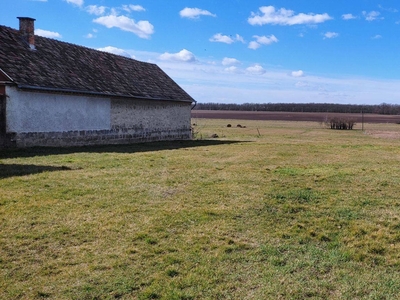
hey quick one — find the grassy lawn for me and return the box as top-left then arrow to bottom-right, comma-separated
1,119 -> 400,299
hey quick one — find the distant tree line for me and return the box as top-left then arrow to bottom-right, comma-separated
194,102 -> 400,115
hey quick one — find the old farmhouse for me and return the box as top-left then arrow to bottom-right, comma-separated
0,18 -> 195,148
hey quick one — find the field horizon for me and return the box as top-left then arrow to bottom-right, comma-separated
191,110 -> 400,124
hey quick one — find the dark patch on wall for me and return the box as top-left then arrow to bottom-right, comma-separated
0,93 -> 9,148
0,93 -> 6,135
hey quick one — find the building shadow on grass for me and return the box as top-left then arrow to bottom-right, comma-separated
0,140 -> 247,159
0,164 -> 72,179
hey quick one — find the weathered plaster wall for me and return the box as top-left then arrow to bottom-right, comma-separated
6,86 -> 110,133
13,127 -> 191,147
3,88 -> 192,148
111,99 -> 191,131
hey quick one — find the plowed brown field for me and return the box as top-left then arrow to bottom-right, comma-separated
192,110 -> 400,123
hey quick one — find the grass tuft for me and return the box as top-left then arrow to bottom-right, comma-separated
1,119 -> 400,298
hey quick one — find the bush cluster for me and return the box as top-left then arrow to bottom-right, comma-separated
325,117 -> 356,130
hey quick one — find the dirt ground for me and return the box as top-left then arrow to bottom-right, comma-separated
192,110 -> 400,139
366,130 -> 400,139
191,110 -> 400,124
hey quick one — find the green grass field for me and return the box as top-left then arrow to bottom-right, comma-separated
1,119 -> 400,299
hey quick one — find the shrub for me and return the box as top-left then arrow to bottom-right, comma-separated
324,117 -> 356,130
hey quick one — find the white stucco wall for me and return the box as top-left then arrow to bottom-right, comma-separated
111,99 -> 191,131
6,87 -> 111,133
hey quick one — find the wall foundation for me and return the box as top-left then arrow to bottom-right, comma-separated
11,127 -> 192,148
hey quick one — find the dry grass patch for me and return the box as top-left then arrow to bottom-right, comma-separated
1,120 -> 400,299
367,130 -> 400,139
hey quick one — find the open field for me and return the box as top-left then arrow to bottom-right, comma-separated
1,119 -> 400,299
192,110 -> 400,124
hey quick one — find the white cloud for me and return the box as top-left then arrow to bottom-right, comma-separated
362,11 -> 382,21
118,47 -> 400,106
210,33 -> 243,44
372,34 -> 382,39
249,35 -> 278,49
324,32 -> 339,39
291,70 -> 304,77
180,7 -> 216,19
153,49 -> 400,105
86,5 -> 106,16
35,29 -> 62,39
97,46 -> 134,58
210,33 -> 234,44
225,66 -> 240,74
378,5 -> 398,13
295,81 -> 309,88
122,4 -> 145,12
64,0 -> 83,7
255,35 -> 278,45
93,15 -> 154,39
235,34 -> 245,43
248,6 -> 332,26
246,64 -> 266,75
86,4 -> 146,18
248,41 -> 261,50
342,13 -> 357,20
85,33 -> 95,38
222,57 -> 240,66
159,49 -> 197,63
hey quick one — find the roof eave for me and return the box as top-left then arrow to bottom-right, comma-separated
0,68 -> 14,82
16,84 -> 195,103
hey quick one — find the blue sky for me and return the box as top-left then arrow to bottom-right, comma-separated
3,0 -> 400,104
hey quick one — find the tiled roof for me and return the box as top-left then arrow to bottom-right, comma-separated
0,25 -> 194,103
